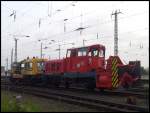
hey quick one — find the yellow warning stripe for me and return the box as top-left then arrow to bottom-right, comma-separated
112,77 -> 118,86
112,68 -> 117,75
112,68 -> 118,77
111,58 -> 119,88
112,58 -> 117,66
112,64 -> 117,71
112,79 -> 118,87
112,59 -> 117,70
112,58 -> 117,65
112,69 -> 117,79
112,73 -> 118,82
113,78 -> 119,87
112,76 -> 118,87
115,83 -> 119,87
112,78 -> 118,87
112,75 -> 118,84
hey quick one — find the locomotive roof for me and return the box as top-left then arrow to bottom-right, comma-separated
21,57 -> 47,63
67,44 -> 105,50
45,59 -> 64,63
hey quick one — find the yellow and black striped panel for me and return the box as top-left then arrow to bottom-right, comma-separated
111,58 -> 119,88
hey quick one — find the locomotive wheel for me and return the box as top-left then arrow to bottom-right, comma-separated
65,81 -> 70,88
86,84 -> 95,90
85,79 -> 95,90
64,78 -> 70,89
54,80 -> 60,88
99,89 -> 104,92
123,82 -> 130,89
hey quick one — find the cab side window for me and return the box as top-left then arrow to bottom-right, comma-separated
71,50 -> 77,57
25,63 -> 29,69
29,63 -> 32,68
21,63 -> 25,68
25,62 -> 32,70
78,48 -> 87,56
37,62 -> 44,71
67,50 -> 71,57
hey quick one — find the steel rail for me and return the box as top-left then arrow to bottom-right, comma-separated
1,84 -> 149,112
1,80 -> 148,99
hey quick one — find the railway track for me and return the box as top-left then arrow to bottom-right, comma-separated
1,80 -> 149,99
127,87 -> 149,93
1,84 -> 149,112
140,79 -> 149,84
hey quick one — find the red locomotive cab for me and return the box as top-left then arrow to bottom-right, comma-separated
65,44 -> 106,73
87,45 -> 105,70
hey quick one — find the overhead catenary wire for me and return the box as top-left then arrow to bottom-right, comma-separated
37,11 -> 148,43
2,5 -> 148,41
5,17 -> 147,50
2,2 -> 147,37
2,2 -> 47,32
19,27 -> 149,57
19,26 -> 148,48
3,1 -> 77,33
2,1 -> 107,33
2,1 -> 147,27
37,1 -> 78,27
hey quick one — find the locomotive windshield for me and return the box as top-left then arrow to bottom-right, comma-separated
88,48 -> 105,57
88,48 -> 98,57
99,49 -> 104,57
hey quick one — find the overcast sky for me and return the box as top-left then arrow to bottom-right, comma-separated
1,1 -> 149,69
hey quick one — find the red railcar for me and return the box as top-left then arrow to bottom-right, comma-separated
44,59 -> 65,75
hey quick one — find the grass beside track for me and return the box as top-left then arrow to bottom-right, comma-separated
1,90 -> 41,112
1,90 -> 100,112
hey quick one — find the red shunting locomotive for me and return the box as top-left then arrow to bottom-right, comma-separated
44,44 -> 141,89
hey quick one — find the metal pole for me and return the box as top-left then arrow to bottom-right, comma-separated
83,39 -> 85,46
11,48 -> 13,69
80,13 -> 83,35
48,1 -> 49,16
114,11 -> 118,56
6,58 -> 8,76
14,38 -> 18,62
50,1 -> 52,17
41,42 -> 43,58
59,45 -> 61,59
7,58 -> 8,71
111,10 -> 122,56
64,19 -> 68,32
64,22 -> 66,32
